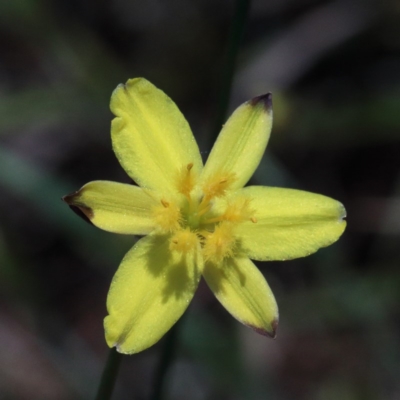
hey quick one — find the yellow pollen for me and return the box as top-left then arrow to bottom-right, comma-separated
152,200 -> 181,232
222,197 -> 254,223
169,228 -> 199,254
203,171 -> 236,199
202,223 -> 236,263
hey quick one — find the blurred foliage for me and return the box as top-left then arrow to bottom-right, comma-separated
0,0 -> 400,399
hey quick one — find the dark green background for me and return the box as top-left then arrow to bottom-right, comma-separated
0,0 -> 399,399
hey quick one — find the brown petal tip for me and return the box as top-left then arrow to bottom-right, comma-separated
62,191 -> 94,225
62,191 -> 79,205
246,317 -> 279,339
249,93 -> 272,112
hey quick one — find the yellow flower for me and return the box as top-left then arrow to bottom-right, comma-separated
64,78 -> 346,354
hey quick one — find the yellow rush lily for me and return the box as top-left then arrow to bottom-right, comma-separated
64,78 -> 346,354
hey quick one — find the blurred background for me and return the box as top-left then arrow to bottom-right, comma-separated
1,0 -> 400,399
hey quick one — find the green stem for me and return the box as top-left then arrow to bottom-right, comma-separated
150,319 -> 181,400
211,0 -> 251,142
95,348 -> 123,400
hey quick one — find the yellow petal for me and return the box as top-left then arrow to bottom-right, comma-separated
234,186 -> 346,261
203,257 -> 278,337
104,234 -> 202,354
63,181 -> 157,235
111,78 -> 203,193
201,94 -> 273,190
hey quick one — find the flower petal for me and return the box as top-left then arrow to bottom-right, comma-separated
63,181 -> 157,235
203,257 -> 278,337
111,78 -> 203,193
201,94 -> 273,190
104,234 -> 202,354
234,186 -> 346,261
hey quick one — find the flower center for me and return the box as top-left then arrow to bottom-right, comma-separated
152,163 -> 256,263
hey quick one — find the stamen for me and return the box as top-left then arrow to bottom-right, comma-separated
152,200 -> 181,232
198,194 -> 210,211
222,197 -> 254,223
202,171 -> 236,199
177,162 -> 196,197
197,202 -> 212,217
202,223 -> 236,263
250,217 -> 257,223
202,215 -> 225,225
169,228 -> 199,254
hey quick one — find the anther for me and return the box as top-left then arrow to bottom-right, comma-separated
219,179 -> 227,184
161,199 -> 169,208
250,217 -> 257,223
170,229 -> 199,253
187,163 -> 194,171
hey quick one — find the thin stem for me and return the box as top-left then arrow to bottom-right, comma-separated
211,0 -> 251,142
150,319 -> 182,400
95,348 -> 123,400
